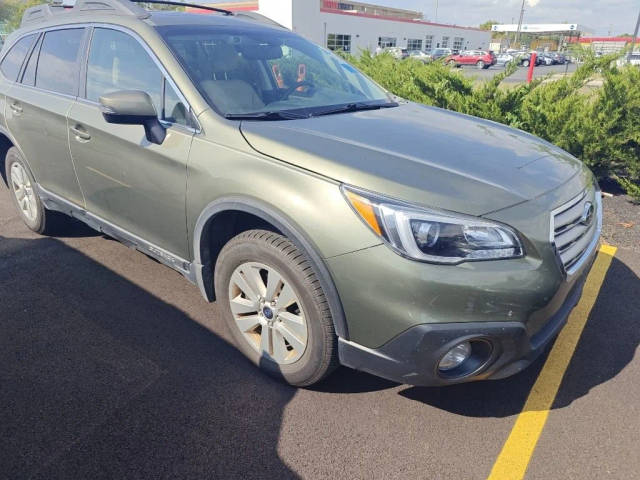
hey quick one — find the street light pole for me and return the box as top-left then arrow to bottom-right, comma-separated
630,7 -> 640,61
435,0 -> 438,23
514,0 -> 526,47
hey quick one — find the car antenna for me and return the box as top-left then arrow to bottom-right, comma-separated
129,0 -> 234,16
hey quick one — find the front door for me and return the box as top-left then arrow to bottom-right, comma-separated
67,27 -> 195,259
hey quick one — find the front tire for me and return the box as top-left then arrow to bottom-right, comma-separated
215,230 -> 339,387
4,147 -> 58,234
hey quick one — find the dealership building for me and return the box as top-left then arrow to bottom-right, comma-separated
200,1 -> 491,53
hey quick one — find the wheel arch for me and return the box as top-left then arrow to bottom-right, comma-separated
0,125 -> 31,186
192,196 -> 349,340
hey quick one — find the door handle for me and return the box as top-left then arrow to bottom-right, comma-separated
70,125 -> 91,141
9,103 -> 23,115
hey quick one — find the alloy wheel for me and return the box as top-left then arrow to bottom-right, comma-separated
10,162 -> 37,222
228,262 -> 308,365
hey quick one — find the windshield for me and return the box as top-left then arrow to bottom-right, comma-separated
156,24 -> 393,118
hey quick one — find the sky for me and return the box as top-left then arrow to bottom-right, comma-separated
375,0 -> 639,36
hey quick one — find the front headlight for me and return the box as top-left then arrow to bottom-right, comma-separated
343,185 -> 523,264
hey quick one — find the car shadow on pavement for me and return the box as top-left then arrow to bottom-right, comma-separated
0,235 -> 299,479
398,256 -> 640,417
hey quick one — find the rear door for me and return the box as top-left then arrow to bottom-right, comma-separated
1,34 -> 38,134
4,28 -> 87,206
67,26 -> 195,258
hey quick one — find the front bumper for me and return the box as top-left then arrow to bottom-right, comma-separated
337,248 -> 596,386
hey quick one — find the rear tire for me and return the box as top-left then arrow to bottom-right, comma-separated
4,147 -> 61,235
215,230 -> 339,387
523,59 -> 530,67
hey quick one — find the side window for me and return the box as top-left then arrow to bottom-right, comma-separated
0,34 -> 37,81
21,35 -> 43,87
36,29 -> 84,96
86,28 -> 162,115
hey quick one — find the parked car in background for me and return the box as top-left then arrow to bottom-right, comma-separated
616,52 -> 640,67
518,52 -> 543,67
446,50 -> 496,69
428,47 -> 452,61
408,50 -> 431,63
550,52 -> 567,64
496,53 -> 515,67
539,53 -> 554,66
384,47 -> 409,60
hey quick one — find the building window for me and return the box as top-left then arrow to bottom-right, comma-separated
327,34 -> 351,52
378,36 -> 397,48
453,37 -> 464,52
407,38 -> 422,51
424,35 -> 434,51
441,36 -> 450,48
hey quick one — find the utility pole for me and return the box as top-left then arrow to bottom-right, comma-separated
630,7 -> 640,61
514,0 -> 526,48
434,0 -> 438,23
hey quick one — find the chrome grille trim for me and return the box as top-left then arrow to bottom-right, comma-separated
550,188 -> 602,276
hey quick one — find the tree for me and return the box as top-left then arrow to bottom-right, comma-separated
479,20 -> 499,31
2,0 -> 44,33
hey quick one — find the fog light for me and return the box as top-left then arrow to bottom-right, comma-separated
438,342 -> 472,372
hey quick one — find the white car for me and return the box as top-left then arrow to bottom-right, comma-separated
616,53 -> 640,67
496,53 -> 514,66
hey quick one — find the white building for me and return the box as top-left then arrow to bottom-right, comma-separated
203,1 -> 491,53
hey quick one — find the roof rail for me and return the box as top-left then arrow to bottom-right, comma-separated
234,11 -> 288,29
20,0 -> 150,28
129,0 -> 234,16
21,2 -> 66,27
19,0 -> 288,30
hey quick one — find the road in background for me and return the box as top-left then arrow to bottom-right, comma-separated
0,179 -> 638,479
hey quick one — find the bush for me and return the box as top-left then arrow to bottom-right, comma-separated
344,50 -> 640,199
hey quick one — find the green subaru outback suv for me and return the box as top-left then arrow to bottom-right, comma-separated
0,0 -> 601,387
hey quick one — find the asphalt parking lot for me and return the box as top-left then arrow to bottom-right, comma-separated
1,181 -> 639,479
459,63 -> 578,83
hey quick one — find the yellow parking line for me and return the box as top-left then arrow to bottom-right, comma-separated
487,244 -> 617,480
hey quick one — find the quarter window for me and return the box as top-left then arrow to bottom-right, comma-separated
36,29 -> 84,96
163,79 -> 189,126
327,34 -> 351,52
0,34 -> 37,81
407,39 -> 422,51
21,35 -> 43,87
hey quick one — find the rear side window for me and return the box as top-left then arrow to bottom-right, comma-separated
36,28 -> 84,96
0,34 -> 37,81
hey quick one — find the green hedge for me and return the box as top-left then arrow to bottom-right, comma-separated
344,51 -> 640,201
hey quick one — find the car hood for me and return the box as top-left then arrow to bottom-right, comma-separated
240,102 -> 584,216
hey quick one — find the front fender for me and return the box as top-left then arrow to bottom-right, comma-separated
191,196 -> 351,339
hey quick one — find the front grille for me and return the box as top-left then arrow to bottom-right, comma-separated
550,188 -> 601,275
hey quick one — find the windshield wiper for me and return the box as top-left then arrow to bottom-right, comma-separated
311,102 -> 398,118
225,111 -> 311,121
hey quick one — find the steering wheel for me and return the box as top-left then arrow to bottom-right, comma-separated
279,80 -> 315,100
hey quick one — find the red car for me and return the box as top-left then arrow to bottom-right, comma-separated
446,50 -> 496,69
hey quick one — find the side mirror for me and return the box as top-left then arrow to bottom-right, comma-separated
99,90 -> 166,145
